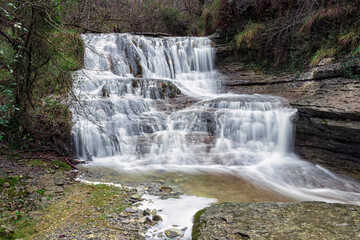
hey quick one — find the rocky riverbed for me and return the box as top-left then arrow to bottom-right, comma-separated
0,153 -> 164,240
193,201 -> 360,240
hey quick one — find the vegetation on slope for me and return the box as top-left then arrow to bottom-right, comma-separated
199,0 -> 360,72
0,1 -> 83,152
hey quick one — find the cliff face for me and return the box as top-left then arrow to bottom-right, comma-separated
217,55 -> 360,180
291,77 -> 360,179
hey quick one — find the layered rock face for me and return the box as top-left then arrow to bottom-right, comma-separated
218,59 -> 360,180
192,202 -> 360,240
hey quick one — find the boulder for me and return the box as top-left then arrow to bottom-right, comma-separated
165,228 -> 183,238
193,202 -> 360,240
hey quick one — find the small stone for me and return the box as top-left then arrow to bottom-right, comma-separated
159,186 -> 173,193
136,186 -> 145,193
54,178 -> 66,186
3,182 -> 10,188
181,227 -> 188,231
138,217 -> 147,223
6,170 -> 13,174
125,208 -> 138,213
151,209 -> 157,216
164,228 -> 182,238
152,214 -> 162,222
138,231 -> 146,238
143,209 -> 150,216
130,193 -> 143,200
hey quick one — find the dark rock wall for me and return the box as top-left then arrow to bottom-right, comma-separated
291,78 -> 360,179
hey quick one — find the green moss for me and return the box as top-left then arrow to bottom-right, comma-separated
12,183 -> 130,239
49,160 -> 71,171
34,190 -> 45,196
28,159 -> 44,166
192,207 -> 208,240
0,176 -> 21,192
27,159 -> 71,171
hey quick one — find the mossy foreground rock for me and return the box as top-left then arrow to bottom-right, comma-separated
192,202 -> 360,240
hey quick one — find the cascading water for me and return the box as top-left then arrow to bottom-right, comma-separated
71,33 -> 360,207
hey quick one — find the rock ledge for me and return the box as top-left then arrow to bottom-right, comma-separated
193,201 -> 360,240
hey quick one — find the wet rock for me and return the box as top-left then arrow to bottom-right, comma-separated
125,208 -> 138,213
151,209 -> 157,216
165,228 -> 183,238
138,231 -> 146,238
192,202 -> 360,240
291,78 -> 360,179
142,209 -> 150,216
152,214 -> 162,222
157,232 -> 165,237
130,193 -> 143,200
138,217 -> 147,224
159,186 -> 173,193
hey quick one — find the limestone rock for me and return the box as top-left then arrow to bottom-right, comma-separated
192,202 -> 360,240
165,228 -> 183,238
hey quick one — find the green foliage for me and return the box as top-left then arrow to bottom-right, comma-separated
310,47 -> 338,66
0,1 -> 84,151
341,54 -> 360,80
159,7 -> 188,36
0,176 -> 20,192
235,22 -> 264,48
201,0 -> 360,70
198,0 -> 220,36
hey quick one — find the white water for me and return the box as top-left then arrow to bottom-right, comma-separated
71,33 -> 360,206
140,194 -> 216,239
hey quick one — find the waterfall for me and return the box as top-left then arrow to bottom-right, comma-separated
71,33 -> 360,204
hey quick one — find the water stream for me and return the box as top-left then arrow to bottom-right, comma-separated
71,33 -> 360,238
